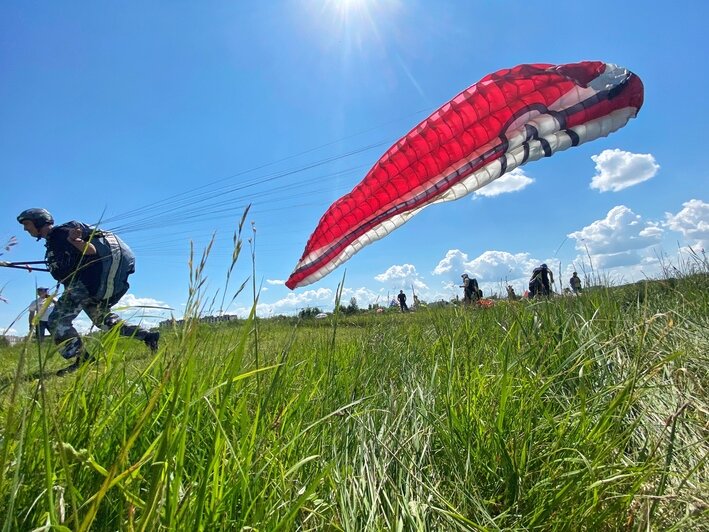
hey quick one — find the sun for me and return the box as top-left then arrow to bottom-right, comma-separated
314,0 -> 400,47
325,0 -> 377,26
330,0 -> 374,13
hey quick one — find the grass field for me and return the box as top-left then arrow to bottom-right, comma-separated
1,271 -> 708,530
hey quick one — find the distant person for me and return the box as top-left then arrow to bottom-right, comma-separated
506,285 -> 518,300
28,287 -> 55,341
569,272 -> 582,294
413,294 -> 421,308
17,208 -> 160,376
397,290 -> 409,312
528,270 -> 543,298
529,263 -> 554,297
460,274 -> 480,305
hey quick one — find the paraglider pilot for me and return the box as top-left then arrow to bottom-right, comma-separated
28,287 -> 55,341
397,290 -> 409,312
529,263 -> 554,297
570,272 -> 582,294
460,274 -> 480,305
17,208 -> 160,376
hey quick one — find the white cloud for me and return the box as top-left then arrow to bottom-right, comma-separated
432,249 -> 537,281
568,205 -> 663,257
590,149 -> 659,192
562,256 -> 663,288
568,205 -> 663,274
341,287 -> 381,307
116,293 -> 171,310
374,264 -> 414,281
266,279 -> 285,285
2,327 -> 18,336
466,251 -> 539,280
232,287 -> 334,317
374,264 -> 428,290
474,168 -> 534,197
590,250 -> 648,269
639,225 -> 664,239
665,199 -> 709,250
432,249 -> 467,276
112,293 -> 172,329
274,287 -> 333,307
73,317 -> 95,334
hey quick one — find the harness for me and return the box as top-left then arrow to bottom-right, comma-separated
48,222 -> 135,301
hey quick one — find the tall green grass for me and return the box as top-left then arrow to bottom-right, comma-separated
0,257 -> 707,529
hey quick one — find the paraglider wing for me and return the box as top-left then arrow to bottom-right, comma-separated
286,61 -> 644,289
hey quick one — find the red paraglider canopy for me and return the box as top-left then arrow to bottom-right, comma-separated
287,61 -> 643,289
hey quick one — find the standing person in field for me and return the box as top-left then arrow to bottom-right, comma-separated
28,287 -> 55,341
529,263 -> 554,297
528,269 -> 543,298
17,208 -> 159,376
569,272 -> 583,294
397,290 -> 409,312
460,274 -> 479,305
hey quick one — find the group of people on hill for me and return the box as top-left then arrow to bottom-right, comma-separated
458,264 -> 584,303
15,208 -> 159,376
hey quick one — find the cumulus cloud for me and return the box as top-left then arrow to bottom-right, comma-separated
564,254 -> 663,287
590,149 -> 659,192
568,205 -> 663,272
432,249 -> 468,276
266,279 -> 285,285
116,294 -> 171,310
72,317 -> 95,334
375,264 -> 414,281
374,264 -> 428,290
232,287 -> 334,317
238,285 -> 399,317
568,205 -> 662,256
589,250 -> 649,269
432,249 -> 537,281
474,168 -> 534,197
113,293 -> 172,328
665,199 -> 709,250
273,287 -> 333,307
341,287 -> 381,307
465,251 -> 539,280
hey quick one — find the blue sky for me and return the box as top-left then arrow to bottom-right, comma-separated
2,0 -> 708,333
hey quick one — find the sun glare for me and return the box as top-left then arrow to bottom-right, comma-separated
312,0 -> 401,50
331,0 -> 373,14
301,0 -> 420,93
320,0 -> 399,33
